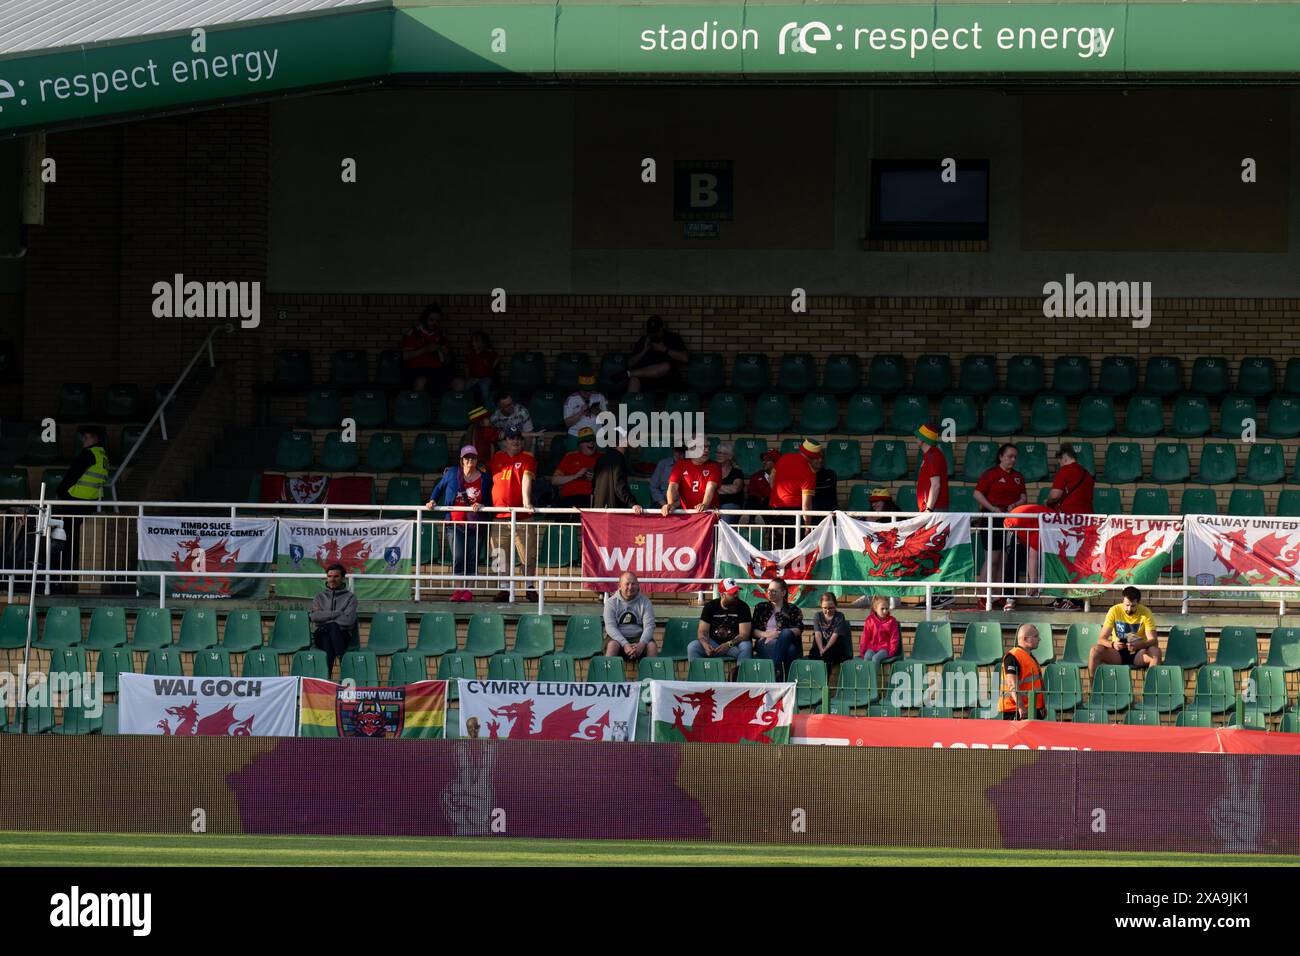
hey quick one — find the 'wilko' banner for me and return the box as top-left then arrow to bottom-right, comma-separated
650,680 -> 794,744
715,515 -> 836,606
299,679 -> 447,738
581,511 -> 716,592
276,518 -> 412,599
458,680 -> 638,740
137,517 -> 276,600
1187,515 -> 1300,601
835,511 -> 974,598
1040,513 -> 1181,598
119,673 -> 298,736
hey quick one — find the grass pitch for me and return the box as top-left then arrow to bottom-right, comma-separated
0,831 -> 1294,866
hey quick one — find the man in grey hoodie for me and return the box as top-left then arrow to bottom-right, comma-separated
603,571 -> 659,660
310,563 -> 358,677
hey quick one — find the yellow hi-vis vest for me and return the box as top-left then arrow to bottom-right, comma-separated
68,445 -> 110,500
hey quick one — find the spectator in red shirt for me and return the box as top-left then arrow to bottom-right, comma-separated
661,445 -> 719,515
464,331 -> 499,407
915,423 -> 950,512
402,302 -> 451,393
974,443 -> 1028,612
770,439 -> 822,548
553,426 -> 600,512
488,426 -> 537,603
859,595 -> 902,664
746,450 -> 779,511
1047,444 -> 1095,610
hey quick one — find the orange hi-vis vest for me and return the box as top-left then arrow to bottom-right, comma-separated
999,646 -> 1045,715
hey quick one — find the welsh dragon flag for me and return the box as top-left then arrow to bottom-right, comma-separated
1040,512 -> 1181,598
1186,515 -> 1300,601
834,512 -> 974,598
650,680 -> 795,744
714,516 -> 837,607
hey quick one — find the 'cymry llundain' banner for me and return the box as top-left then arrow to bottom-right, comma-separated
651,680 -> 794,744
1040,512 -> 1180,598
715,514 -> 836,606
458,680 -> 638,740
137,517 -> 276,599
835,511 -> 974,598
119,673 -> 298,736
276,518 -> 412,599
1186,515 -> 1300,601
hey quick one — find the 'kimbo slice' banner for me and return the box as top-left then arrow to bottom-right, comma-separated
581,511 -> 716,592
276,519 -> 413,599
118,673 -> 298,736
1040,513 -> 1181,598
715,515 -> 837,606
137,517 -> 276,599
299,678 -> 447,738
835,512 -> 974,598
458,680 -> 638,740
1186,515 -> 1300,601
650,680 -> 794,744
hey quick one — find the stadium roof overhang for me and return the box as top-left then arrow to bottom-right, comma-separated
3,0 -> 1300,138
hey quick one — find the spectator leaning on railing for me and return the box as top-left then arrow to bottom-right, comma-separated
427,446 -> 493,603
591,427 -> 643,513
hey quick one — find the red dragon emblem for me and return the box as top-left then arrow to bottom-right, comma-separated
1056,524 -> 1168,582
670,687 -> 781,744
745,548 -> 821,602
861,523 -> 949,577
170,537 -> 240,595
316,538 -> 372,576
156,700 -> 255,736
1212,530 -> 1300,586
484,699 -> 610,740
288,475 -> 329,504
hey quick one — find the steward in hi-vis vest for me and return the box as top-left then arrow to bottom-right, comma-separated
999,624 -> 1047,720
58,426 -> 110,501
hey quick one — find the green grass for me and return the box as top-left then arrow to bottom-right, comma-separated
0,831 -> 1295,866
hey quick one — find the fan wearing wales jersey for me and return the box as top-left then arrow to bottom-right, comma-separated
661,446 -> 719,515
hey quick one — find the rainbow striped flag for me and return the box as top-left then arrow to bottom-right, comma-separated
298,678 -> 447,738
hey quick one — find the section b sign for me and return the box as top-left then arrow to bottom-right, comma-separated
674,160 -> 733,221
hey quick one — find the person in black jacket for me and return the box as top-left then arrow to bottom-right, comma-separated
310,563 -> 359,677
591,429 -> 644,513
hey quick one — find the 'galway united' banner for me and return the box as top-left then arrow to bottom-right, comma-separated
581,511 -> 715,593
834,512 -> 974,598
650,680 -> 795,744
119,673 -> 298,736
137,517 -> 276,600
1040,513 -> 1181,598
276,518 -> 412,599
715,515 -> 836,606
457,680 -> 638,741
1186,515 -> 1300,601
299,679 -> 447,738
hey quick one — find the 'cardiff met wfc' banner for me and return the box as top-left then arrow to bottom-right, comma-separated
835,511 -> 973,598
118,673 -> 298,736
715,515 -> 836,606
458,680 -> 638,740
137,517 -> 276,600
1186,515 -> 1300,601
651,680 -> 794,744
276,519 -> 412,599
299,679 -> 447,738
582,511 -> 715,593
1040,513 -> 1180,598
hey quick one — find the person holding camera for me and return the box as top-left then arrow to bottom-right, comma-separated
563,374 -> 608,436
553,426 -> 601,512
624,315 -> 689,393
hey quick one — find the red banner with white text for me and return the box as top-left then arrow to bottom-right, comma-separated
581,511 -> 717,593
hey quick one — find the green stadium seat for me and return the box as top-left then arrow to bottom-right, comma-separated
1067,442 -> 1098,477
1244,444 -> 1285,485
707,391 -> 747,433
788,659 -> 829,709
341,651 -> 380,686
597,352 -> 628,392
178,608 -> 218,652
732,438 -> 767,477
365,612 -> 408,656
1043,663 -> 1083,712
917,705 -> 952,719
889,393 -> 929,435
938,394 -> 979,436
7,703 -> 55,735
534,653 -> 575,683
982,394 -> 1022,435
193,648 -> 232,679
1194,664 -> 1236,714
350,390 -> 388,429
1089,664 -> 1133,714
220,611 -> 263,653
1229,707 -> 1268,730
949,484 -> 977,513
1093,487 -> 1122,514
1131,487 -> 1171,514
885,660 -> 926,709
585,655 -> 626,683
1215,626 -> 1258,670
735,658 -> 775,685
1098,356 -> 1138,397
290,649 -> 329,680
963,441 -> 997,482
1227,489 -> 1265,516
129,608 -> 173,651
1285,358 -> 1300,396
414,612 -> 457,657
867,440 -> 908,482
1283,711 -> 1300,733
957,355 -> 998,396
145,647 -> 184,677
552,352 -> 591,393
538,525 -> 576,568
1049,356 -> 1089,397
1015,442 -> 1048,482
1150,444 -> 1190,483
436,391 -> 474,431
627,479 -> 652,508
1125,709 -> 1160,726
847,485 -> 873,511
0,467 -> 29,500
86,607 -> 127,649
960,621 -> 1003,665
1138,665 -> 1185,713
687,658 -> 728,683
1246,666 -> 1287,714
388,651 -> 429,686
303,388 -> 342,428
1171,395 -> 1211,438
663,391 -> 700,419
636,657 -> 674,683
844,394 -> 885,435
866,354 -> 906,395
1265,396 -> 1300,439
1176,708 -> 1214,728
912,355 -> 952,396
527,388 -> 564,431
1237,357 -> 1276,397
1195,444 -> 1238,484
273,350 -> 313,391
384,476 -> 424,510
102,384 -> 139,421
896,483 -> 916,508
57,383 -> 92,419
242,648 -> 280,679
330,350 -> 368,390
830,659 -> 877,710
36,607 -> 81,650
1121,395 -> 1165,437
1180,488 -> 1218,515
407,434 -> 449,474
513,614 -> 555,659
274,431 -> 314,470
1076,395 -> 1116,437
436,652 -> 476,699
937,660 -> 980,709
777,353 -> 817,393
465,613 -> 506,657
1101,442 -> 1143,483
1191,357 -> 1230,397
270,611 -> 311,654
391,391 -> 432,429
822,440 -> 861,480
373,349 -> 405,391
1266,627 -> 1300,671
319,432 -> 360,472
1143,356 -> 1183,396
1216,395 -> 1257,438
96,647 -> 134,693
821,354 -> 861,394
1060,623 -> 1099,667
487,652 -> 527,682
508,352 -> 546,394
1277,490 -> 1300,517
731,354 -> 770,395
800,393 -> 839,433
1165,626 -> 1208,669
21,428 -> 60,466
908,621 -> 953,664
1003,356 -> 1043,396
660,619 -> 695,660
867,702 -> 904,718
681,353 -> 724,394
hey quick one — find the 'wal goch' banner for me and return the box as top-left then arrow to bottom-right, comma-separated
299,679 -> 447,738
581,511 -> 716,593
119,674 -> 298,736
715,515 -> 836,606
458,680 -> 639,740
835,511 -> 974,598
276,518 -> 412,600
1187,515 -> 1300,601
651,680 -> 794,744
1040,513 -> 1180,598
137,517 -> 276,599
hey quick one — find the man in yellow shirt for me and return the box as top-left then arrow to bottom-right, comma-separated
1090,585 -> 1162,679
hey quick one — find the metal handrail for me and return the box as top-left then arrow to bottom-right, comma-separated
106,323 -> 235,501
